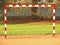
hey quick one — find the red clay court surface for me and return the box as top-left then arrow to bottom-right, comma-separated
0,35 -> 60,45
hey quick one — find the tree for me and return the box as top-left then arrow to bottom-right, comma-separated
0,0 -> 5,19
31,0 -> 38,19
32,0 -> 38,4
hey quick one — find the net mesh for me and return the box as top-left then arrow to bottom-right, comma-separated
6,7 -> 53,38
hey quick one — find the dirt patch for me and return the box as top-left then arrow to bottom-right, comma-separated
0,35 -> 60,45
0,34 -> 60,39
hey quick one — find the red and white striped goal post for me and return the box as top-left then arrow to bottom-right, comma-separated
4,4 -> 56,39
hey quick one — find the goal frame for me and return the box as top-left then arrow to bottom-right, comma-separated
4,3 -> 56,39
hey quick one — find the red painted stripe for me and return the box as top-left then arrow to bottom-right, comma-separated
45,4 -> 48,7
4,14 -> 6,17
4,4 -> 7,9
26,3 -> 29,6
32,4 -> 35,6
53,26 -> 55,30
26,3 -> 29,8
51,4 -> 56,9
4,34 -> 7,39
53,20 -> 55,23
4,20 -> 6,24
19,3 -> 22,6
53,33 -> 55,37
4,27 -> 6,31
53,13 -> 56,16
12,3 -> 16,6
38,4 -> 42,6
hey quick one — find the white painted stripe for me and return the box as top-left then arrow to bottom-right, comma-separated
48,5 -> 51,7
35,5 -> 39,7
29,5 -> 32,7
53,23 -> 55,26
4,9 -> 6,14
9,5 -> 13,7
53,30 -> 55,33
53,16 -> 55,20
22,5 -> 26,7
5,24 -> 7,27
16,5 -> 19,7
53,9 -> 55,13
5,17 -> 7,21
41,5 -> 45,7
5,31 -> 7,34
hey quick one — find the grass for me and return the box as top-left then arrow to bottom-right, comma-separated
0,22 -> 60,35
